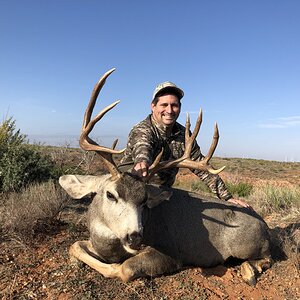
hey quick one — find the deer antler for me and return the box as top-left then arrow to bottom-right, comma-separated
79,69 -> 224,181
147,109 -> 225,180
80,68 -> 124,179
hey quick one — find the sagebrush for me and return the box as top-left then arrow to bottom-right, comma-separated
0,180 -> 69,240
0,117 -> 59,192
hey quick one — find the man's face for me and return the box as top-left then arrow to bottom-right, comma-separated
151,94 -> 181,127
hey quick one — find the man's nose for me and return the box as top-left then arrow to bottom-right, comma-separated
166,105 -> 172,113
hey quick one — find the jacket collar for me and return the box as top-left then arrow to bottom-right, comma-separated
149,114 -> 181,139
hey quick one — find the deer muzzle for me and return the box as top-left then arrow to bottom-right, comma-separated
123,231 -> 143,251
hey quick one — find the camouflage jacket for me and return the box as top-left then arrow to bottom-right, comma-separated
119,114 -> 232,200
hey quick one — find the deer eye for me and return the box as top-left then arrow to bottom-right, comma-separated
106,191 -> 117,202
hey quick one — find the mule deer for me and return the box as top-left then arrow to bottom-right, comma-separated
59,69 -> 272,285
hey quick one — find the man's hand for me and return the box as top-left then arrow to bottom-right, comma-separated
227,198 -> 253,210
132,161 -> 149,178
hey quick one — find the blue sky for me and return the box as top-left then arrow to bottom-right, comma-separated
1,0 -> 299,162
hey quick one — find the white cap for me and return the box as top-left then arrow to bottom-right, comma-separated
152,81 -> 184,101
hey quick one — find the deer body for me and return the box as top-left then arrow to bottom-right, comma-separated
142,188 -> 270,267
60,172 -> 271,284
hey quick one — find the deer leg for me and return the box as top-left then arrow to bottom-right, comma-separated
249,256 -> 273,273
69,240 -> 122,279
240,256 -> 272,286
118,246 -> 181,282
240,261 -> 257,286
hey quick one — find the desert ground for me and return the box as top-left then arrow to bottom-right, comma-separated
0,150 -> 299,299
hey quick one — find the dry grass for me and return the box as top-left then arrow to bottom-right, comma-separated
269,223 -> 300,274
40,145 -> 112,175
249,184 -> 300,221
0,180 -> 70,241
212,157 -> 300,185
282,229 -> 300,274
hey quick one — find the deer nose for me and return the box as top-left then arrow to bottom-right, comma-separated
125,231 -> 143,250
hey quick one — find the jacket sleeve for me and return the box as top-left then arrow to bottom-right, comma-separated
190,141 -> 232,201
122,121 -> 156,165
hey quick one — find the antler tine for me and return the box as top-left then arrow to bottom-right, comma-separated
145,108 -> 225,181
185,113 -> 191,145
176,115 -> 225,174
79,68 -> 124,179
184,109 -> 202,157
204,123 -> 219,163
147,149 -> 165,180
112,139 -> 119,150
147,109 -> 203,181
83,68 -> 116,129
80,100 -> 124,154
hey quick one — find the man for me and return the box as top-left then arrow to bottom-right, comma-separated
119,81 -> 251,208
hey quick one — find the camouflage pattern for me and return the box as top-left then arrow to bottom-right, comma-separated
119,115 -> 232,201
152,81 -> 184,101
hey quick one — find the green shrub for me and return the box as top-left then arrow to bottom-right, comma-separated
191,181 -> 211,193
0,117 -> 58,192
225,181 -> 253,197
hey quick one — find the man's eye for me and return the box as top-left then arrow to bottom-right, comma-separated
106,191 -> 117,202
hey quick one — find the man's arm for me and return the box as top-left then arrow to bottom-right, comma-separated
193,169 -> 252,209
120,118 -> 155,177
193,169 -> 232,200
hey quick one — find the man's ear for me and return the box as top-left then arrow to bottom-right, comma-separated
146,185 -> 173,208
151,102 -> 156,111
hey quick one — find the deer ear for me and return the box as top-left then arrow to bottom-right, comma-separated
145,185 -> 173,208
59,175 -> 99,199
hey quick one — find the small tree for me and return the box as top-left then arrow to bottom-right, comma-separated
0,117 -> 55,192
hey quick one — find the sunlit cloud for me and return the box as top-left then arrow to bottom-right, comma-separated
258,116 -> 300,128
